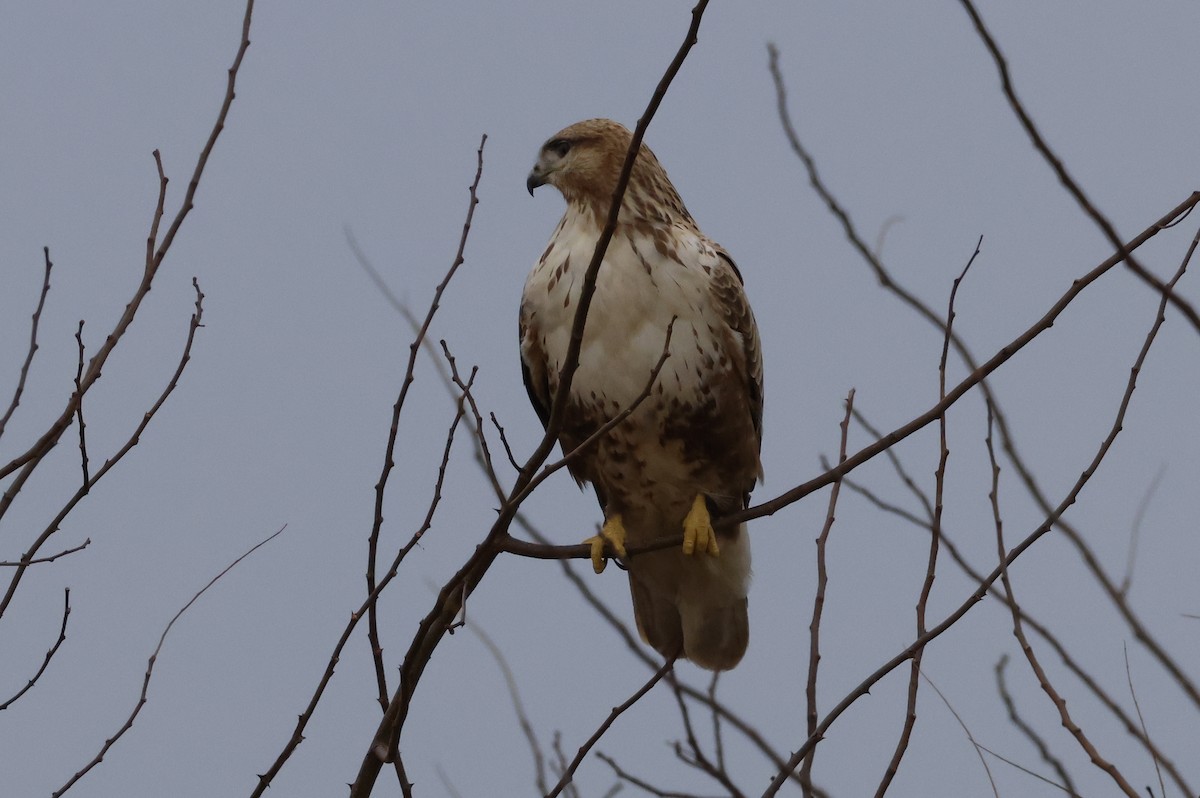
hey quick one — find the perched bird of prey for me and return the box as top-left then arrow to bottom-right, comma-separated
521,119 -> 763,671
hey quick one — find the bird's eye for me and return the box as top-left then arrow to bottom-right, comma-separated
547,138 -> 571,158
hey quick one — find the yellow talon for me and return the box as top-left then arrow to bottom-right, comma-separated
682,494 -> 719,557
583,514 -> 627,574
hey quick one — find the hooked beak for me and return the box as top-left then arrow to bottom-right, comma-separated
526,167 -> 547,197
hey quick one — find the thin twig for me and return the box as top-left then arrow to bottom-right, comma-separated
850,413 -> 1193,795
0,248 -> 52,440
800,388 -> 854,796
53,525 -> 284,797
876,238 -> 979,796
994,655 -> 1079,796
0,0 -> 253,490
1119,465 -> 1166,597
956,0 -> 1200,334
666,672 -> 746,798
1122,644 -> 1165,798
545,656 -> 677,798
466,620 -> 549,794
919,670 -> 998,798
597,751 -> 721,798
73,321 -> 90,486
250,367 -> 473,797
363,134 -> 487,719
0,589 -> 70,711
1,280 -> 207,619
988,402 -> 1138,797
0,538 -> 90,567
761,219 -> 1189,796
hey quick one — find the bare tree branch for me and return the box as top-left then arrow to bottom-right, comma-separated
1,279 -> 207,619
363,132 -> 487,720
53,525 -> 284,797
72,321 -> 90,486
989,402 -> 1138,797
346,6 -> 715,792
919,670 -> 999,798
0,588 -> 70,711
250,363 -> 474,797
0,248 -> 52,440
545,656 -> 677,798
1122,644 -> 1165,798
994,655 -> 1080,797
956,0 -> 1200,333
800,388 -> 854,796
762,217 -> 1189,795
877,238 -> 979,796
0,0 -> 254,489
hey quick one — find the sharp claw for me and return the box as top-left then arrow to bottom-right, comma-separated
584,514 -> 627,574
682,494 -> 719,558
588,536 -> 607,573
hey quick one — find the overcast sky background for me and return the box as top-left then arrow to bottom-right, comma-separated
2,2 -> 1199,796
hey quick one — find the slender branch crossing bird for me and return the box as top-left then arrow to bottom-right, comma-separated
521,119 -> 763,670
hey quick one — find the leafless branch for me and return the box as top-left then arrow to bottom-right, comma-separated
53,525 -> 284,797
956,0 -> 1200,334
762,219 -> 1187,795
0,588 -> 70,711
0,0 -> 253,490
250,366 -> 473,797
545,656 -> 677,798
877,238 -> 979,796
666,671 -> 747,798
1119,465 -> 1166,597
440,340 -> 504,501
73,321 -> 90,486
1,279 -> 207,619
800,388 -> 854,796
919,670 -> 998,798
988,403 -> 1139,797
363,133 -> 487,716
1123,644 -> 1165,798
467,621 -> 549,795
0,247 -> 52,440
597,751 -> 720,798
0,538 -> 90,567
346,7 -> 717,784
994,655 -> 1079,797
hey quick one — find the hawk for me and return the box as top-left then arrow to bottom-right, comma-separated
521,119 -> 763,671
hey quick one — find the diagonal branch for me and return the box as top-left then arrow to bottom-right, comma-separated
957,0 -> 1200,334
363,133 -> 487,718
0,588 -> 70,711
53,525 -> 283,797
0,0 -> 254,491
761,217 -> 1192,797
346,6 -> 714,794
545,656 -> 677,798
0,248 -> 53,441
1,280 -> 207,619
799,388 -> 854,796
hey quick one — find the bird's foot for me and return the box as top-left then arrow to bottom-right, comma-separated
682,494 -> 719,557
583,514 -> 627,574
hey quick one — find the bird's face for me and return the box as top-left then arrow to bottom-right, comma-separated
526,119 -> 630,202
526,135 -> 573,196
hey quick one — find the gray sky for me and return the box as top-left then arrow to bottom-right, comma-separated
3,2 -> 1199,796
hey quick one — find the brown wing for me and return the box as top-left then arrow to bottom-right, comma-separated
713,248 -> 764,450
518,307 -> 552,430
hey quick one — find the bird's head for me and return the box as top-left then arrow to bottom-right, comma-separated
526,119 -> 687,223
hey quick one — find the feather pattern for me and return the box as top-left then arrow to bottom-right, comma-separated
521,119 -> 763,670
